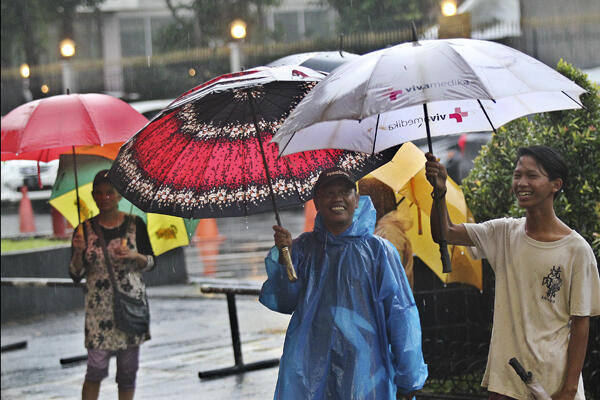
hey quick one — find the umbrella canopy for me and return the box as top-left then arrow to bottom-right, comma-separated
1,93 -> 148,154
49,153 -> 198,256
1,92 -> 149,225
266,51 -> 359,73
363,142 -> 482,289
273,38 -> 586,156
108,65 -> 396,219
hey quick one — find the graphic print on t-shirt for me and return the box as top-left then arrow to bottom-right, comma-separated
541,265 -> 562,303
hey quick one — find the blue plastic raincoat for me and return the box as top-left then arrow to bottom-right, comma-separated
259,196 -> 428,400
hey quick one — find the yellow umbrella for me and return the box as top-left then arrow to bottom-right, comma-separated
49,153 -> 196,256
365,142 -> 482,290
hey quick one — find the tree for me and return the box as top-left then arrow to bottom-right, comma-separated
462,60 -> 600,259
1,0 -> 104,100
323,0 -> 437,34
164,0 -> 279,48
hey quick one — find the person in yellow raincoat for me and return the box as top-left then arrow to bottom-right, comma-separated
358,177 -> 414,289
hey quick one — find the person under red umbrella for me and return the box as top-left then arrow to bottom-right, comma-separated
71,170 -> 155,400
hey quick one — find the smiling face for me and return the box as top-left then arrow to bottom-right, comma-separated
314,179 -> 359,235
92,182 -> 122,213
512,155 -> 562,210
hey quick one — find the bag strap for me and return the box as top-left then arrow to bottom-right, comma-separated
91,217 -> 120,293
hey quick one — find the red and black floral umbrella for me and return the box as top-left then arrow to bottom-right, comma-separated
109,65 -> 397,280
109,66 -> 395,220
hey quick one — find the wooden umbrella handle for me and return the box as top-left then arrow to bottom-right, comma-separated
434,186 -> 452,273
280,246 -> 297,282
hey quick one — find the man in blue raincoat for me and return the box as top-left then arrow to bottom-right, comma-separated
259,167 -> 428,400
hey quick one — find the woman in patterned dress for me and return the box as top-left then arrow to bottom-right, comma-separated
70,170 -> 155,400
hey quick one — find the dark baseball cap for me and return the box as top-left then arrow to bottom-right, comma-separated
313,167 -> 355,195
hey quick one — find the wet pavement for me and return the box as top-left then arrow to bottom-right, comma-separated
1,207 -> 307,399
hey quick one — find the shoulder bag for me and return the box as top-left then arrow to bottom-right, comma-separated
92,216 -> 150,335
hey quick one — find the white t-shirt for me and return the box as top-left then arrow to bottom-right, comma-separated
464,217 -> 600,399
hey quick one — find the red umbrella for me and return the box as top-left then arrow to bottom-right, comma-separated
1,93 -> 147,154
1,93 -> 148,223
109,66 -> 395,218
108,66 -> 397,280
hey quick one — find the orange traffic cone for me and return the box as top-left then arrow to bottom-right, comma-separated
194,218 -> 224,241
19,187 -> 36,233
50,206 -> 67,238
194,218 -> 225,275
303,200 -> 317,232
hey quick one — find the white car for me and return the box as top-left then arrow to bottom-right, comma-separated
129,99 -> 173,120
1,159 -> 59,202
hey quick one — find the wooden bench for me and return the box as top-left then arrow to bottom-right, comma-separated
197,280 -> 280,379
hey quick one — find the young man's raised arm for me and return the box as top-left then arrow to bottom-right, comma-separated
425,153 -> 474,246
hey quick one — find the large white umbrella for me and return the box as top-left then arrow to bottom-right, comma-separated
274,38 -> 585,156
273,36 -> 586,272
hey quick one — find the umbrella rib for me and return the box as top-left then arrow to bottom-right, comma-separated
561,91 -> 586,110
78,95 -> 105,146
371,114 -> 380,155
10,100 -> 42,154
476,99 -> 498,135
435,43 -> 496,101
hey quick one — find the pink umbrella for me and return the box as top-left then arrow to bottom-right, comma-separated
1,93 -> 147,154
1,93 -> 148,223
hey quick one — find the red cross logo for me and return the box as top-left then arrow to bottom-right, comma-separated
292,69 -> 308,77
449,107 -> 468,122
388,89 -> 403,101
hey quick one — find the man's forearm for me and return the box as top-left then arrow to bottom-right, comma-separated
560,316 -> 589,397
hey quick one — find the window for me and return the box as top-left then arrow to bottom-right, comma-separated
273,12 -> 300,42
304,10 -> 330,39
120,17 -> 146,57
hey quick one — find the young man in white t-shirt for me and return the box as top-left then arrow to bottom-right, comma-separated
425,145 -> 600,400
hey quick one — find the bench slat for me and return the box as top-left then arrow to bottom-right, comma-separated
200,284 -> 261,296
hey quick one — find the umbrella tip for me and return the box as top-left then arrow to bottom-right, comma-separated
411,21 -> 418,43
338,33 -> 345,57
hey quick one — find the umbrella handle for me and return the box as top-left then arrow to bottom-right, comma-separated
280,246 -> 298,282
438,239 -> 452,274
433,186 -> 452,273
509,357 -> 532,384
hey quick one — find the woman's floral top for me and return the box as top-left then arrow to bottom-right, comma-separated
70,215 -> 154,350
